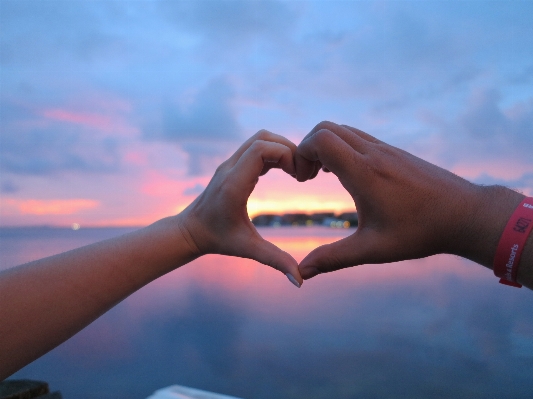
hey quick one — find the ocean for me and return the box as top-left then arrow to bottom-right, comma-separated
2,226 -> 533,399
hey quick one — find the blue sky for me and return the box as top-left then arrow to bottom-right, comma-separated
1,0 -> 532,225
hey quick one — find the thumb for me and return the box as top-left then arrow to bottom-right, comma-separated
298,230 -> 380,280
246,237 -> 303,288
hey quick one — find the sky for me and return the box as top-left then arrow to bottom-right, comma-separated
1,0 -> 532,227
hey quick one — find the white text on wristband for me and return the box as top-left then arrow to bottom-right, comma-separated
493,197 -> 533,288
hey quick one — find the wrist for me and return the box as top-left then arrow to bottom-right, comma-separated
517,223 -> 533,288
452,185 -> 525,269
135,215 -> 202,279
169,213 -> 203,260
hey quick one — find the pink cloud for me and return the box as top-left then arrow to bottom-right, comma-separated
40,105 -> 139,136
452,160 -> 533,181
124,150 -> 148,166
42,108 -> 113,130
140,172 -> 191,197
2,199 -> 99,215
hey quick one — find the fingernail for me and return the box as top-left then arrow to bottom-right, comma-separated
286,273 -> 301,288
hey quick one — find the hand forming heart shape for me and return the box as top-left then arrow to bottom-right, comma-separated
179,121 -> 486,288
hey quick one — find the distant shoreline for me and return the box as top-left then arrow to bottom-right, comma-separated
0,211 -> 359,230
252,211 -> 358,228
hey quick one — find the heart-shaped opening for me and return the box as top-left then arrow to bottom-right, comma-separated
247,167 -> 357,259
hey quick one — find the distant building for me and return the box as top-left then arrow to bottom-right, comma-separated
310,212 -> 335,224
252,211 -> 358,228
251,214 -> 283,227
280,213 -> 310,226
338,212 -> 358,227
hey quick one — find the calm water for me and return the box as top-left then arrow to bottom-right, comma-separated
2,227 -> 533,399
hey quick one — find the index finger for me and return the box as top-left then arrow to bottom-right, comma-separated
226,130 -> 297,168
231,140 -> 296,186
303,121 -> 372,154
296,129 -> 363,183
295,121 -> 369,181
340,124 -> 382,144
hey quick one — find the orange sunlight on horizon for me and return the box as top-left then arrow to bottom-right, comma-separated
0,169 -> 354,226
247,168 -> 356,218
2,198 -> 99,216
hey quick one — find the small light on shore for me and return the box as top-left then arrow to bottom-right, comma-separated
72,223 -> 80,230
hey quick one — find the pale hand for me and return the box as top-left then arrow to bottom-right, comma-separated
179,130 -> 303,287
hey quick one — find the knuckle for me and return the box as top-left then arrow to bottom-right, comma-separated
249,140 -> 268,153
280,144 -> 292,156
215,160 -> 229,174
314,120 -> 336,132
313,129 -> 333,145
365,154 -> 392,179
375,142 -> 396,155
254,129 -> 273,141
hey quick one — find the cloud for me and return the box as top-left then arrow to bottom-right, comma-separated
3,198 -> 99,215
0,180 -> 19,194
457,89 -> 533,155
146,78 -> 242,176
229,0 -> 532,119
41,109 -> 114,131
470,173 -> 533,194
159,0 -> 297,51
183,183 -> 205,197
182,142 -> 237,177
161,78 -> 241,142
1,125 -> 121,175
0,1 -> 126,66
460,90 -> 528,141
509,64 -> 533,85
0,101 -> 125,176
2,0 -> 532,225
410,88 -> 533,188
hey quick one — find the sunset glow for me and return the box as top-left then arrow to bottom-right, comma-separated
2,4 -> 533,398
2,199 -> 99,216
1,1 -> 531,226
247,196 -> 353,218
42,109 -> 113,130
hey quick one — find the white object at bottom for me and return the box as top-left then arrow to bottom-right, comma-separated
146,385 -> 244,399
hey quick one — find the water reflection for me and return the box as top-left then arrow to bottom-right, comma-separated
3,227 -> 533,399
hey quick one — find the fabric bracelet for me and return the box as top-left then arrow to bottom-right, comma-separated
493,197 -> 533,288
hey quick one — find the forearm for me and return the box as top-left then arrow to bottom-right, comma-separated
0,215 -> 198,379
0,131 -> 303,379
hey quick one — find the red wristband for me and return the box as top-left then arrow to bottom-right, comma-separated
493,197 -> 533,288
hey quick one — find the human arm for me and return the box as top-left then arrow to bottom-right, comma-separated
0,131 -> 302,380
294,121 -> 533,289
